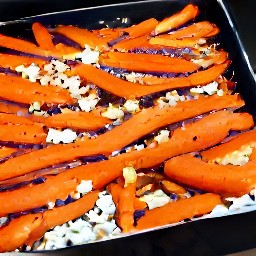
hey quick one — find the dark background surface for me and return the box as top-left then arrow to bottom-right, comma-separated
0,0 -> 255,70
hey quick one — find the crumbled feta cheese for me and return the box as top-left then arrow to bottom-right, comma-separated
86,210 -> 106,224
47,201 -> 55,210
40,74 -> 52,86
215,145 -> 253,166
134,144 -> 145,151
96,194 -> 116,215
123,166 -> 137,187
78,94 -> 99,112
154,130 -> 170,144
202,81 -> 219,95
125,72 -> 139,83
101,104 -> 124,120
75,45 -> 99,64
46,128 -> 78,144
15,63 -> 40,82
190,86 -> 205,94
226,194 -> 256,211
76,180 -> 93,195
217,89 -> 224,96
29,101 -> 41,113
0,217 -> 8,227
123,99 -> 140,113
140,189 -> 170,210
93,221 -> 117,236
51,60 -> 70,73
157,98 -> 169,108
191,58 -> 214,68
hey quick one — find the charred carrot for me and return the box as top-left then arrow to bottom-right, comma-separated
0,34 -> 61,58
165,154 -> 256,197
0,213 -> 42,252
55,25 -> 108,50
159,21 -> 216,40
0,110 -> 252,216
0,53 -> 46,70
25,190 -> 99,246
136,193 -> 221,230
0,73 -> 74,105
31,111 -> 111,130
122,18 -> 158,38
55,43 -> 81,56
72,61 -> 230,98
201,130 -> 256,162
153,4 -> 199,35
100,52 -> 200,73
32,22 -> 56,51
0,123 -> 46,144
0,94 -> 244,180
140,60 -> 230,85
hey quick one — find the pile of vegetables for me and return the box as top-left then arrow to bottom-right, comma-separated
0,3 -> 255,252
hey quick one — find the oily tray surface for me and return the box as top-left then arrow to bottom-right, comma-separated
0,0 -> 256,255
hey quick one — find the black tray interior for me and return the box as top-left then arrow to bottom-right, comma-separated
1,0 -> 256,255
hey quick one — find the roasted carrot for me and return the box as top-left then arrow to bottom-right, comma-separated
112,35 -> 149,51
0,213 -> 42,252
136,193 -> 221,230
31,111 -> 111,130
122,18 -> 158,38
0,146 -> 17,158
32,22 -> 56,51
0,112 -> 33,125
165,154 -> 256,197
153,4 -> 199,35
205,27 -> 220,37
0,73 -> 74,105
134,198 -> 148,211
0,123 -> 46,144
55,43 -> 81,56
159,21 -> 216,40
140,60 -> 230,85
0,110 -> 252,216
201,130 -> 256,162
0,53 -> 46,70
0,94 -> 244,180
55,25 -> 108,50
100,52 -> 200,73
0,34 -> 61,58
25,190 -> 99,246
72,61 -> 230,98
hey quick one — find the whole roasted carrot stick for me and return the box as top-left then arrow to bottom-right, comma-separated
0,123 -> 46,144
31,111 -> 111,130
0,34 -> 61,58
0,94 -> 244,181
25,190 -> 99,246
0,53 -> 46,70
136,193 -> 221,230
153,4 -> 199,35
165,154 -> 256,197
201,130 -> 256,162
112,35 -> 149,51
0,213 -> 42,253
55,25 -> 108,50
72,61 -> 230,98
0,110 -> 252,216
159,21 -> 216,40
122,18 -> 158,38
32,22 -> 56,51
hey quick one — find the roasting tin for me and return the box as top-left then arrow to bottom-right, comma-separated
1,0 -> 256,255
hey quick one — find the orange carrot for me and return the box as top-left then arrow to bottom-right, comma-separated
0,73 -> 74,105
107,183 -> 122,206
0,112 -> 33,125
0,110 -> 252,216
0,94 -> 244,180
122,18 -> 158,38
72,61 -> 230,98
134,198 -> 147,211
201,130 -> 256,162
136,193 -> 221,230
0,123 -> 46,144
0,53 -> 46,70
153,4 -> 199,35
250,148 -> 256,161
159,21 -> 216,40
0,146 -> 17,158
25,190 -> 99,246
0,101 -> 28,114
54,43 -> 81,56
0,34 -> 61,58
32,22 -> 56,51
55,25 -> 108,50
31,111 -> 111,130
100,52 -> 200,73
112,35 -> 149,51
0,213 -> 42,252
165,154 -> 256,197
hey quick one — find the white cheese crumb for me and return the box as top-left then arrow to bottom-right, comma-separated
217,89 -> 224,96
134,144 -> 145,151
93,221 -> 117,236
123,99 -> 140,113
47,201 -> 55,210
190,86 -> 205,94
15,63 -> 40,82
123,166 -> 137,187
202,81 -> 219,95
75,45 -> 100,64
78,94 -> 100,112
139,189 -> 170,210
101,104 -> 124,120
226,194 -> 256,211
154,130 -> 170,144
46,128 -> 78,144
76,180 -> 93,195
0,217 -> 8,227
51,60 -> 70,73
96,195 -> 116,215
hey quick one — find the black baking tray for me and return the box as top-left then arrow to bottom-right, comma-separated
1,0 -> 256,255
